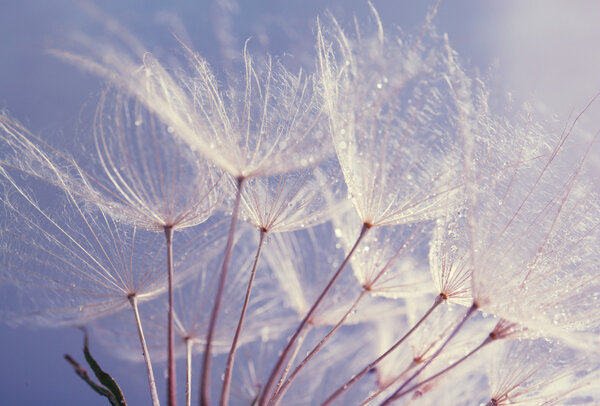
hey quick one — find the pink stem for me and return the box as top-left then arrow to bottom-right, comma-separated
165,226 -> 177,406
321,294 -> 445,406
260,223 -> 371,406
129,295 -> 161,406
393,334 -> 492,400
200,177 -> 245,406
220,229 -> 267,406
274,327 -> 311,395
273,289 -> 368,404
380,302 -> 478,405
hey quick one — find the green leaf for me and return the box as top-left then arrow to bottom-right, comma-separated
82,333 -> 127,406
64,331 -> 128,406
64,354 -> 115,401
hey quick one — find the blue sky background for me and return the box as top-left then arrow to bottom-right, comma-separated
1,1 -> 600,405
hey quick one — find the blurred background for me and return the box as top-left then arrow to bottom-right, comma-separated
1,1 -> 599,404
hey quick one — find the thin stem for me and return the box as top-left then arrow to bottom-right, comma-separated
274,327 -> 311,395
358,363 -> 416,406
260,223 -> 371,406
220,228 -> 267,406
393,334 -> 493,399
321,294 -> 445,406
165,225 -> 177,406
129,295 -> 161,406
201,176 -> 246,406
380,302 -> 479,406
273,289 -> 369,404
186,338 -> 193,406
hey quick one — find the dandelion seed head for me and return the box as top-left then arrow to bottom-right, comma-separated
238,161 -> 347,234
486,339 -> 597,406
82,90 -> 222,232
429,208 -> 474,306
317,10 -> 479,227
90,223 -> 293,362
467,103 -> 600,350
58,39 -> 334,179
0,178 -> 169,327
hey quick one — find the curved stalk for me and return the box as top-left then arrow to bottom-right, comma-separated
357,363 -> 416,406
274,327 -> 311,395
260,223 -> 371,406
164,225 -> 177,406
273,289 -> 368,404
201,176 -> 246,406
321,294 -> 445,406
220,228 -> 267,406
129,295 -> 161,406
393,334 -> 492,400
380,302 -> 478,405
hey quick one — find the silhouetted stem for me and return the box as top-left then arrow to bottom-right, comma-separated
186,338 -> 193,406
220,228 -> 267,406
129,295 -> 160,406
165,226 -> 177,406
260,223 -> 371,406
321,294 -> 445,406
201,176 -> 245,406
380,302 -> 478,405
273,289 -> 369,404
393,334 -> 493,399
